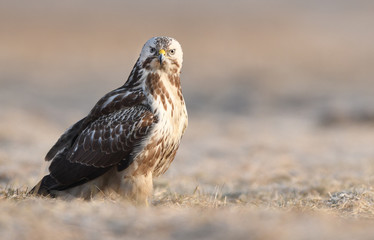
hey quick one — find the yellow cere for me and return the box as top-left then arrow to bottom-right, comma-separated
159,49 -> 166,55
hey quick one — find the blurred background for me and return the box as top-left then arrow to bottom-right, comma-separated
1,0 -> 374,192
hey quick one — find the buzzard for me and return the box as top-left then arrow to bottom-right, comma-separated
30,36 -> 188,203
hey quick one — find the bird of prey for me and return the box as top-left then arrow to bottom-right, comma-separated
30,36 -> 188,203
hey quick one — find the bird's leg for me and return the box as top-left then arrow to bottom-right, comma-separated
120,173 -> 153,205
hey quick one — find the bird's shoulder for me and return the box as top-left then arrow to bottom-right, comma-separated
89,87 -> 147,119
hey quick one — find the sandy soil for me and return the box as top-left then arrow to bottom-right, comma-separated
1,1 -> 374,239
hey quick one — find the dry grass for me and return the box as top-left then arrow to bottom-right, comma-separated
2,117 -> 374,239
1,183 -> 374,240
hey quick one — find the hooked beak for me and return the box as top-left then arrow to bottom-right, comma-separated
158,49 -> 166,65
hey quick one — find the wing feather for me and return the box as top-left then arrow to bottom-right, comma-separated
32,65 -> 154,193
45,117 -> 87,161
48,104 -> 157,187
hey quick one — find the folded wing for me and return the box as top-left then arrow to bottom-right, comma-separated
43,105 -> 157,191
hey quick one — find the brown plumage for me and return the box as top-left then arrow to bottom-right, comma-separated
30,36 -> 188,203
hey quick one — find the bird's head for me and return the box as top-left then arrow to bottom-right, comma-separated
138,36 -> 183,73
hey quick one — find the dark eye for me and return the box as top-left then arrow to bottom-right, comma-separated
150,47 -> 156,53
169,49 -> 176,55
